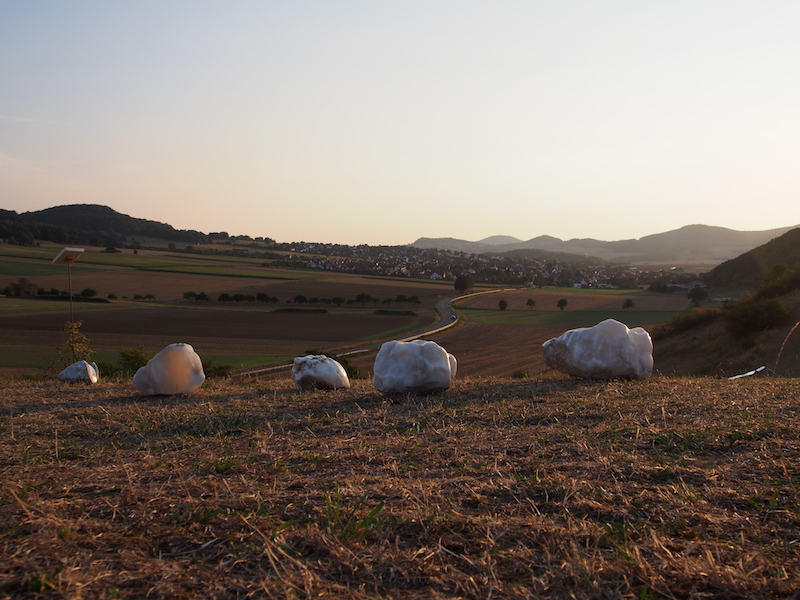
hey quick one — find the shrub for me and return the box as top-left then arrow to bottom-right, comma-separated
726,298 -> 791,341
651,307 -> 720,341
202,360 -> 233,379
96,347 -> 154,380
755,267 -> 800,300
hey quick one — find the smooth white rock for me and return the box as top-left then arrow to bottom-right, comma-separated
542,319 -> 653,380
58,360 -> 99,384
373,339 -> 457,393
132,343 -> 205,395
292,354 -> 350,390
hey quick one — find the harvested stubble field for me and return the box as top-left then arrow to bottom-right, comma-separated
2,376 -> 799,599
0,303 -> 432,375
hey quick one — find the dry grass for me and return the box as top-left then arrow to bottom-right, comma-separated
2,375 -> 799,599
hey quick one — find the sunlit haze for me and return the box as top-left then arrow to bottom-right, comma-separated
2,1 -> 798,246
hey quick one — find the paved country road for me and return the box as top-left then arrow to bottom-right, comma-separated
236,289 -> 501,376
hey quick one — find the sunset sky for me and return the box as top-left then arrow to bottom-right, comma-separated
1,1 -> 798,246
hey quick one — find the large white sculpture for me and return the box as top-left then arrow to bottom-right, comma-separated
292,354 -> 350,390
58,360 -> 99,384
542,319 -> 653,380
373,339 -> 457,393
133,343 -> 205,396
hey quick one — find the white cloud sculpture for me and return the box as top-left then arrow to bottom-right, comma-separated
542,319 -> 653,380
132,343 -> 206,396
58,360 -> 99,384
292,354 -> 351,390
373,339 -> 457,393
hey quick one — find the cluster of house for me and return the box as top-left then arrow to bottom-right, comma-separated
202,238 -> 706,290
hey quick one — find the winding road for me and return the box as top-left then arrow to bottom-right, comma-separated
236,289 -> 500,376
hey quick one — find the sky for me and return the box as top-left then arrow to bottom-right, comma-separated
1,1 -> 799,246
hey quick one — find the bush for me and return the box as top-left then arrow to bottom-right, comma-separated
755,267 -> 800,300
118,347 -> 153,373
726,298 -> 791,341
202,360 -> 233,379
651,307 -> 720,340
97,347 -> 154,380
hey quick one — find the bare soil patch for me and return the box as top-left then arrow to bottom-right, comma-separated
1,376 -> 798,599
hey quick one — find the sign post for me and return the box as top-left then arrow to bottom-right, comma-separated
52,248 -> 85,361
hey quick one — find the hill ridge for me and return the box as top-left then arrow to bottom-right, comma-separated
413,223 -> 798,264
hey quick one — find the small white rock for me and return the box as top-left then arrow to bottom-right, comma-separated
132,343 -> 205,396
542,319 -> 653,380
58,360 -> 99,384
292,354 -> 351,390
373,339 -> 457,393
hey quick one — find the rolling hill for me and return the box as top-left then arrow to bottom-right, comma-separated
413,224 -> 798,265
22,204 -> 209,244
702,227 -> 800,287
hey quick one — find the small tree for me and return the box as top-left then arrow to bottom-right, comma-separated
454,274 -> 474,294
622,299 -> 635,310
294,294 -> 308,305
183,291 -> 197,300
557,298 -> 568,311
356,292 -> 372,306
688,287 -> 709,307
59,320 -> 94,364
526,298 -> 536,310
498,299 -> 508,311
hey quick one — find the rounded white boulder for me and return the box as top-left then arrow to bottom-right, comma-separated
373,339 -> 457,393
292,354 -> 351,390
132,343 -> 206,396
58,360 -> 99,384
542,319 -> 653,380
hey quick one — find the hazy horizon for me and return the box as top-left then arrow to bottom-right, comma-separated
2,2 -> 799,246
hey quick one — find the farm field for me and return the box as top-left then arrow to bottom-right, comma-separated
0,245 -> 706,378
0,244 -> 461,375
1,376 -> 798,598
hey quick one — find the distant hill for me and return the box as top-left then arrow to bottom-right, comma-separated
702,228 -> 800,287
22,204 -> 208,244
412,224 -> 798,265
476,235 -> 523,245
0,209 -> 119,248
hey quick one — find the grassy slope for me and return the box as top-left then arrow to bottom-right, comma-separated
1,376 -> 798,599
654,289 -> 800,377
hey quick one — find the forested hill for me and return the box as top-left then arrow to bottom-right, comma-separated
0,209 -> 120,248
21,204 -> 209,244
703,228 -> 800,287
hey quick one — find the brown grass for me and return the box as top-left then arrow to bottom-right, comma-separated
2,375 -> 799,598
